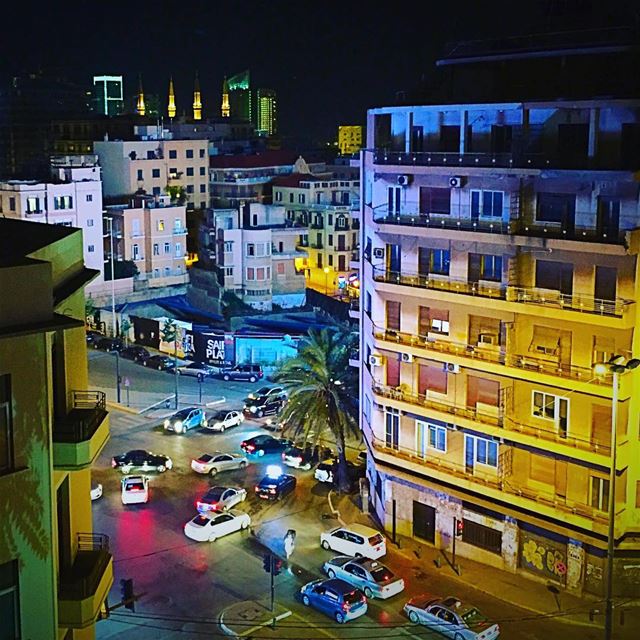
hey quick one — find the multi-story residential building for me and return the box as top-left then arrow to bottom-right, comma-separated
255,88 -> 277,137
272,172 -> 360,294
360,32 -> 640,598
92,75 -> 124,116
0,154 -> 105,286
104,193 -> 188,286
338,125 -> 363,155
94,134 -> 209,210
215,203 -> 306,310
0,218 -> 112,638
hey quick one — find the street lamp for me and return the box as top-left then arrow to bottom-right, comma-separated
104,215 -> 121,403
323,266 -> 331,295
594,354 -> 640,640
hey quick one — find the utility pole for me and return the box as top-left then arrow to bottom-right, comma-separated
161,319 -> 179,409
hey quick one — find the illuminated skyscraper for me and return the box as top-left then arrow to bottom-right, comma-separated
338,125 -> 362,155
255,88 -> 277,136
193,72 -> 202,121
93,75 -> 124,116
221,76 -> 230,117
227,70 -> 251,121
168,76 -> 176,119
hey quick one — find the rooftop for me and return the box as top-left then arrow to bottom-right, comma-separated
209,150 -> 299,169
0,218 -> 77,265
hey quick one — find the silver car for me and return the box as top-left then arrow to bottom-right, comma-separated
206,409 -> 244,432
196,486 -> 247,512
323,556 -> 405,599
191,452 -> 249,476
177,362 -> 216,380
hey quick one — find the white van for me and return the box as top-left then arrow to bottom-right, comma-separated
320,523 -> 386,560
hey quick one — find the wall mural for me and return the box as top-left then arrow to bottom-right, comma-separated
520,530 -> 567,584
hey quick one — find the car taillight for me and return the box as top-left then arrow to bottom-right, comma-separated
247,445 -> 255,451
294,456 -> 302,463
254,485 -> 260,492
269,488 -> 276,494
342,603 -> 349,611
111,459 -> 117,467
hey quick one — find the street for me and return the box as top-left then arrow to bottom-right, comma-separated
90,352 -> 605,640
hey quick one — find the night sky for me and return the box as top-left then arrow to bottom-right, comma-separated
1,0 -> 637,145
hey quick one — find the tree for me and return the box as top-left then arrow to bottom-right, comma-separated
104,259 -> 138,281
166,184 -> 186,205
272,325 -> 359,492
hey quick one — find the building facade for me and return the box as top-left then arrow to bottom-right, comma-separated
92,75 -> 124,117
338,125 -> 363,155
360,95 -> 640,597
0,219 -> 112,639
255,88 -> 277,137
0,155 -> 105,285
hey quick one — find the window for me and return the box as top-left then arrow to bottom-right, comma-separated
246,243 -> 255,256
157,219 -> 165,231
0,560 -> 20,638
175,243 -> 182,257
385,410 -> 399,449
169,150 -> 177,159
289,193 -> 294,203
275,191 -> 282,202
186,185 -> 194,193
87,219 -> 94,227
199,148 -> 206,158
152,168 -> 160,178
481,255 -> 502,281
246,267 -> 255,280
428,423 -> 447,451
471,190 -> 504,218
200,166 -> 206,176
86,194 -> 93,202
224,241 -> 233,252
475,437 -> 498,466
336,216 -> 346,228
317,254 -> 323,269
152,186 -> 161,196
532,391 -> 569,436
591,476 -> 610,511
88,245 -> 94,253
364,395 -> 372,425
137,169 -> 143,181
419,187 -> 450,215
365,292 -> 372,316
132,244 -> 140,260
186,167 -> 194,177
186,149 -> 194,158
53,195 -> 73,210
420,308 -> 449,335
169,167 -> 178,176
536,193 -> 575,224
328,255 -> 334,266
462,519 -> 502,554
153,268 -> 160,277
164,242 -> 170,254
430,249 -> 450,275
298,194 -> 305,204
418,364 -> 447,395
276,262 -> 285,275
529,326 -> 560,356
1,375 -> 14,473
200,184 -> 206,193
386,300 -> 401,331
173,218 -> 181,231
153,243 -> 159,256
256,267 -> 265,280
164,266 -> 171,276
225,267 -> 233,277
9,197 -> 15,211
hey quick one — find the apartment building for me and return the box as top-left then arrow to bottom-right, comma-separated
0,155 -> 105,286
0,218 -> 112,638
338,125 -> 363,155
360,40 -> 640,596
216,203 -> 306,310
104,194 -> 188,286
94,134 -> 209,210
272,172 -> 360,294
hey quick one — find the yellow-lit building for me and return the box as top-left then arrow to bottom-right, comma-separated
361,93 -> 640,598
338,125 -> 363,156
0,218 -> 112,638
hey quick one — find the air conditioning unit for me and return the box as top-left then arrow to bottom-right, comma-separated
373,247 -> 385,259
369,354 -> 383,367
478,333 -> 498,346
397,174 -> 412,187
449,176 -> 463,188
401,353 -> 413,363
443,362 -> 460,373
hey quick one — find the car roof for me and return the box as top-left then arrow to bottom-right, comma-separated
342,523 -> 383,536
123,474 -> 145,482
320,578 -> 360,594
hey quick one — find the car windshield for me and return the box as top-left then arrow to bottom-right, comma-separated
368,534 -> 384,546
461,608 -> 486,626
212,410 -> 227,419
198,454 -> 213,462
343,591 -> 362,605
126,482 -> 144,491
205,488 -> 225,500
174,409 -> 193,419
370,565 -> 394,583
256,387 -> 271,395
285,447 -> 303,455
192,515 -> 210,527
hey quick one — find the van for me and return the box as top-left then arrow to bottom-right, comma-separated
320,523 -> 386,560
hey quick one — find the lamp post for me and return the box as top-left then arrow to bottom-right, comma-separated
104,215 -> 121,403
323,266 -> 331,296
594,355 -> 640,640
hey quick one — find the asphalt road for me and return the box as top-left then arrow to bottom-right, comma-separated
90,353 -> 606,640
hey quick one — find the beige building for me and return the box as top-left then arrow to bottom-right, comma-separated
94,134 -> 209,210
338,125 -> 363,155
0,218 -> 112,638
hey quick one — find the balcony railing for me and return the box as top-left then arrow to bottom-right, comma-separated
172,227 -> 187,235
372,324 -> 611,386
372,266 -> 633,318
53,391 -> 107,443
58,533 -> 111,600
310,241 -> 324,249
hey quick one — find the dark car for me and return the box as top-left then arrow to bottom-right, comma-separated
86,330 -> 103,345
254,471 -> 297,500
243,396 -> 285,418
120,345 -> 150,363
93,336 -> 124,352
282,444 -> 333,470
219,364 -> 263,383
111,449 -> 173,473
143,355 -> 175,371
240,435 -> 293,457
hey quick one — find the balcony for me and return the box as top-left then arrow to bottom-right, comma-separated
348,297 -> 360,319
53,391 -> 109,469
372,324 -> 611,388
58,533 -> 113,629
309,241 -> 324,250
172,227 -> 188,235
310,220 -> 324,229
349,349 -> 360,368
372,266 -> 634,319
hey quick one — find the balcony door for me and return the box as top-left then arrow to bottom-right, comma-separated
596,198 -> 620,238
535,260 -> 573,296
594,266 -> 617,302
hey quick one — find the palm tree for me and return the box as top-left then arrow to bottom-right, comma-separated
272,325 -> 360,492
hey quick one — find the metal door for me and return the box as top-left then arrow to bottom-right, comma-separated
413,501 -> 436,543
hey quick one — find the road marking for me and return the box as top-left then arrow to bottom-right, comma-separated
289,610 -> 338,639
237,609 -> 292,637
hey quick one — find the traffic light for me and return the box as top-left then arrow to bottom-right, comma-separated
120,578 -> 135,611
272,558 -> 283,576
262,553 -> 271,573
455,518 -> 464,538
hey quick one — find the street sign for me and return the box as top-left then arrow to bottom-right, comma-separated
124,377 -> 130,388
284,529 -> 296,559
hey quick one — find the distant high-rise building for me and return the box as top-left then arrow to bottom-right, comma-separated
338,125 -> 362,155
193,72 -> 202,121
168,76 -> 176,119
221,76 -> 230,118
255,88 -> 277,136
93,75 -> 124,116
227,70 -> 251,121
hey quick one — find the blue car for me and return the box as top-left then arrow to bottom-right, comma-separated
163,407 -> 206,434
300,578 -> 367,624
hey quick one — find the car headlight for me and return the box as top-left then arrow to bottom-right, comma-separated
175,421 -> 183,430
213,422 -> 222,428
250,406 -> 257,413
164,419 -> 170,427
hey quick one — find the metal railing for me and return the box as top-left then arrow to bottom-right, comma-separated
372,266 -> 633,318
53,391 -> 107,443
59,533 -> 111,599
372,324 -> 610,386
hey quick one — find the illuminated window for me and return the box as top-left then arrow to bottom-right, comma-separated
157,219 -> 165,231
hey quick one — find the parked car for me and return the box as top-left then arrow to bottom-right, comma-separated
177,361 -> 216,380
247,386 -> 286,401
85,330 -> 103,345
121,475 -> 149,505
112,449 -> 173,473
93,336 -> 124,352
164,407 -> 206,433
403,595 -> 500,640
191,452 -> 248,476
240,435 -> 293,457
282,444 -> 332,470
183,510 -> 251,542
90,483 -> 103,501
206,409 -> 244,432
254,467 -> 297,500
219,364 -> 263,382
120,345 -> 150,363
320,524 -> 386,560
314,459 -> 365,486
243,396 -> 286,418
143,355 -> 176,371
323,556 -> 405,599
300,578 -> 367,624
196,486 -> 247,512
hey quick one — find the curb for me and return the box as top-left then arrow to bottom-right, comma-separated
219,604 -> 292,638
106,400 -> 146,416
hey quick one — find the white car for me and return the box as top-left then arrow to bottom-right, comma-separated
320,524 -> 386,560
191,452 -> 249,476
206,409 -> 244,432
323,556 -> 405,599
121,475 -> 149,505
196,486 -> 247,512
315,459 -> 337,483
90,483 -> 103,501
184,510 -> 251,542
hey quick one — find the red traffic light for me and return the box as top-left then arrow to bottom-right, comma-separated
455,518 -> 464,538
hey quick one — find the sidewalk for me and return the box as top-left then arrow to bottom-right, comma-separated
333,491 -> 604,629
219,600 -> 292,638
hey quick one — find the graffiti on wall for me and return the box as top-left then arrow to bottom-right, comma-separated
520,530 -> 567,584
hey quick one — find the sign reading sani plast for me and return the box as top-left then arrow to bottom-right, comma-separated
192,332 -> 234,366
